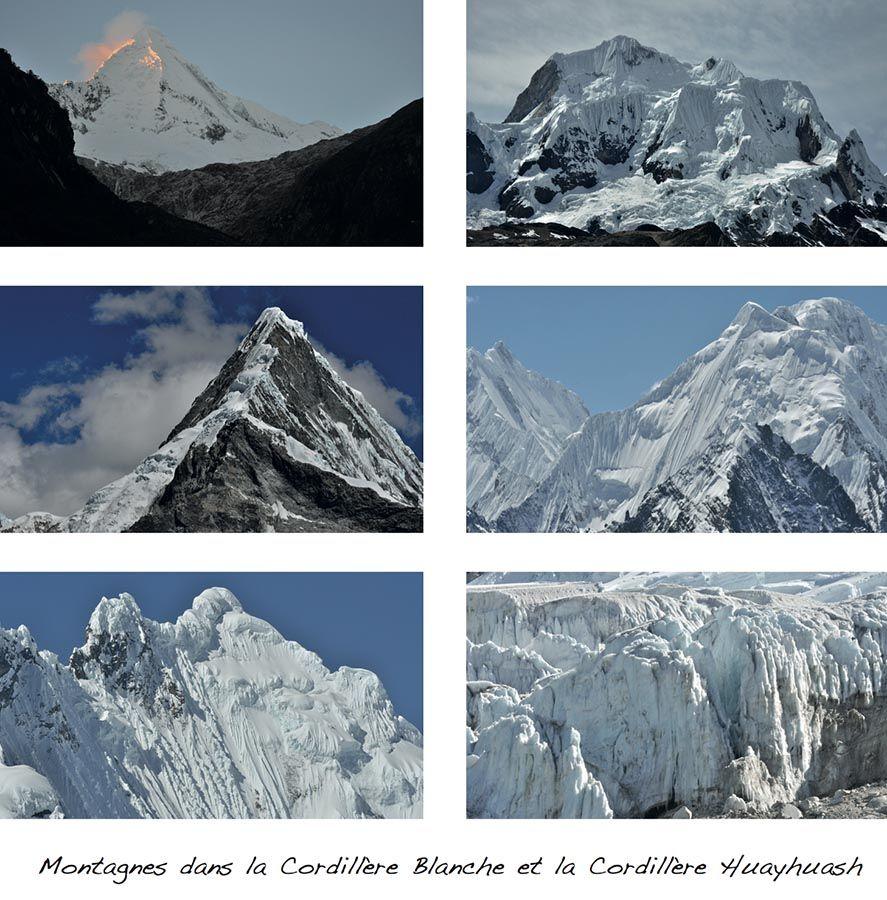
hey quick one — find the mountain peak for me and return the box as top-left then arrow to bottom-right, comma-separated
49,28 -> 342,173
727,301 -> 781,331
249,306 -> 306,342
489,339 -> 514,360
470,33 -> 886,243
191,587 -> 243,622
86,593 -> 145,636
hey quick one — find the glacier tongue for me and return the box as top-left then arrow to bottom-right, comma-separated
467,579 -> 887,818
49,27 -> 342,173
0,590 -> 422,819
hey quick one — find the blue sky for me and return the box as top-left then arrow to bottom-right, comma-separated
0,287 -> 422,518
468,287 -> 887,414
0,572 -> 422,727
468,0 -> 887,171
1,1 -> 422,131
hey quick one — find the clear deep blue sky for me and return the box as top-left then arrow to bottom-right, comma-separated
468,287 -> 887,414
1,286 -> 423,457
0,1 -> 422,131
0,572 -> 422,728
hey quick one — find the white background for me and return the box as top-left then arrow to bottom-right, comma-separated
2,0 -> 887,895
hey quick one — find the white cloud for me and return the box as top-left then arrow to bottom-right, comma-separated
311,339 -> 422,439
0,288 -> 246,518
468,0 -> 887,170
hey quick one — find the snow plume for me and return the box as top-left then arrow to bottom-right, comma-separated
0,289 -> 247,518
76,10 -> 148,78
311,339 -> 422,440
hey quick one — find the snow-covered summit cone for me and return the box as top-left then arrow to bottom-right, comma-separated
3,307 -> 422,533
467,342 -> 588,525
49,27 -> 342,173
468,35 -> 887,241
482,298 -> 887,532
1,589 -> 422,818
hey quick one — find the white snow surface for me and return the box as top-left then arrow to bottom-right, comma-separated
0,589 -> 422,818
467,342 -> 588,523
471,297 -> 887,532
467,577 -> 887,818
468,36 -> 887,238
49,28 -> 342,173
3,307 -> 422,533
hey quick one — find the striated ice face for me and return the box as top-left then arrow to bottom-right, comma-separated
473,298 -> 887,534
0,590 -> 422,819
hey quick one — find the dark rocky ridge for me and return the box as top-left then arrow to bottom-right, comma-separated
85,100 -> 423,246
613,425 -> 868,533
0,48 -> 231,246
504,58 -> 561,123
128,418 -> 422,533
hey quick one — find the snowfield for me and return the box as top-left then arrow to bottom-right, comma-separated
0,589 -> 422,818
469,297 -> 887,533
467,36 -> 887,243
467,574 -> 887,819
50,28 -> 341,173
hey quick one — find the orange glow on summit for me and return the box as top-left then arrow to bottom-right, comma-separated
84,38 -> 135,76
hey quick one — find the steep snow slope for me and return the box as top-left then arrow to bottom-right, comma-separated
485,298 -> 887,532
467,579 -> 887,818
0,589 -> 422,818
467,343 -> 588,524
50,28 -> 341,173
3,307 -> 422,533
468,36 -> 887,243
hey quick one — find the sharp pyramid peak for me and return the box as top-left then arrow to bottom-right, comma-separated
246,306 -> 307,344
487,340 -> 516,363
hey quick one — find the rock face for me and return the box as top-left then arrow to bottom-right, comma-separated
0,589 -> 422,818
467,577 -> 887,818
85,99 -> 424,246
467,35 -> 887,245
3,308 -> 423,533
49,27 -> 341,174
0,48 -> 230,246
470,298 -> 887,533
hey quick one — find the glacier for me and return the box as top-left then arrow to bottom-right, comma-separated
467,575 -> 887,819
467,36 -> 887,245
0,588 -> 422,819
468,297 -> 887,533
3,306 -> 423,533
50,27 -> 341,173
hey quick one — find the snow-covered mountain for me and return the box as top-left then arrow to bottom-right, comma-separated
3,308 -> 422,533
49,27 -> 341,173
467,36 -> 887,245
467,577 -> 887,818
471,297 -> 887,532
0,588 -> 422,818
467,343 -> 588,527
